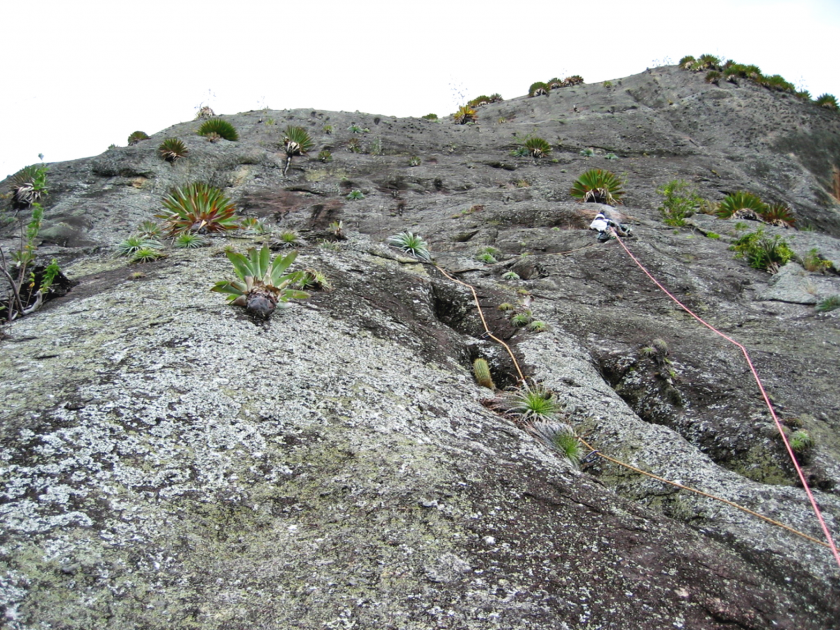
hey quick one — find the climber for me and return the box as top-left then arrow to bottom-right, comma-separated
589,211 -> 632,243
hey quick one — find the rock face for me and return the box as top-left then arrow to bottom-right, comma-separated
1,66 -> 840,629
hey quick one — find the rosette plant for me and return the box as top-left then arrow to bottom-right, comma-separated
211,246 -> 309,319
570,169 -> 625,205
198,118 -> 238,141
715,191 -> 767,219
156,183 -> 240,235
452,105 -> 477,124
521,136 -> 552,158
158,138 -> 188,162
282,126 -> 314,176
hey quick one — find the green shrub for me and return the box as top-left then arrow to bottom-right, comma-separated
158,138 -> 188,162
705,70 -> 721,84
706,232 -> 720,239
790,430 -> 814,453
510,311 -> 533,327
198,119 -> 239,141
570,169 -> 625,205
502,271 -> 520,281
156,183 -> 240,235
346,190 -> 364,200
317,150 -> 332,162
527,320 -> 547,332
128,131 -> 150,145
211,246 -> 309,320
802,248 -> 833,273
387,231 -> 431,261
421,113 -> 438,120
656,179 -> 703,226
731,228 -> 794,271
520,136 -> 552,158
815,94 -> 838,110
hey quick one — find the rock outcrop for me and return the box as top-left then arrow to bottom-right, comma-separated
2,65 -> 840,629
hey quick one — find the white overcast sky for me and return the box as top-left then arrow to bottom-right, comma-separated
2,0 -> 839,179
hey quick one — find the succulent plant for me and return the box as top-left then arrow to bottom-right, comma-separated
173,233 -> 207,248
158,138 -> 188,162
128,131 -> 150,145
716,191 -> 768,219
348,124 -> 362,133
282,126 -> 314,176
137,220 -> 163,238
295,268 -> 331,291
521,136 -> 552,158
570,169 -> 625,205
346,190 -> 365,200
198,119 -> 239,141
387,231 -> 431,261
116,235 -> 161,257
278,230 -> 300,246
473,358 -> 495,389
131,247 -> 166,263
240,217 -> 270,235
211,246 -> 309,320
156,183 -> 240,235
452,105 -> 477,124
815,94 -> 839,110
528,82 -> 549,97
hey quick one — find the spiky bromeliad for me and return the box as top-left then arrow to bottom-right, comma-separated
211,246 -> 309,320
283,126 -> 314,176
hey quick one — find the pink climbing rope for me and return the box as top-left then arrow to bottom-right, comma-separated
610,230 -> 840,569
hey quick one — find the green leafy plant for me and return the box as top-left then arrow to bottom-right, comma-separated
473,358 -> 495,389
507,382 -> 560,422
211,246 -> 309,320
802,248 -> 833,273
240,217 -> 270,235
421,113 -> 438,120
527,320 -> 547,332
295,268 -> 331,291
790,430 -> 814,454
705,70 -> 721,84
452,105 -> 477,124
131,247 -> 165,263
565,75 -> 584,86
158,138 -> 188,162
348,124 -> 362,133
678,55 -> 696,69
346,190 -> 365,200
318,150 -> 332,162
816,295 -> 840,312
468,95 -> 491,108
570,169 -> 625,205
198,119 -> 239,142
137,220 -> 163,238
526,421 -> 580,466
409,156 -> 421,167
706,232 -> 720,239
605,153 -> 618,160
760,74 -> 795,93
128,131 -> 150,145
657,179 -> 703,226
116,235 -> 162,257
278,230 -> 300,246
369,136 -> 383,156
174,233 -> 207,248
579,147 -> 596,157
528,82 -> 549,97
815,94 -> 838,110
716,191 -> 768,219
329,220 -> 343,238
347,138 -> 361,153
1,163 -> 49,321
731,228 -> 794,271
603,80 -> 613,88
156,183 -> 240,235
323,125 -> 333,134
502,271 -> 520,281
282,126 -> 314,176
477,252 -> 497,264
387,231 -> 431,261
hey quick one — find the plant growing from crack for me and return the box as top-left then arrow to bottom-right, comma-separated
716,191 -> 768,219
158,138 -> 188,162
657,179 -> 703,226
211,246 -> 309,320
387,232 -> 431,261
116,235 -> 162,257
507,382 -> 561,423
452,105 -> 477,125
731,228 -> 793,271
526,421 -> 582,467
128,131 -> 150,145
473,358 -> 495,389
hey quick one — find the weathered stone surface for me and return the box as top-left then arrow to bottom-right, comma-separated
2,66 -> 840,628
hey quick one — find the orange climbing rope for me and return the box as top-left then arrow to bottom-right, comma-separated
608,230 -> 840,568
432,257 -> 837,559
